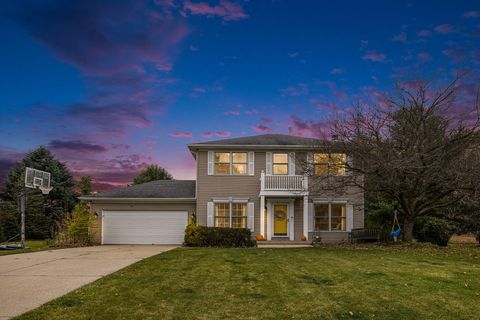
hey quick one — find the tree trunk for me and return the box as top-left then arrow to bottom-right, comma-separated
403,217 -> 415,242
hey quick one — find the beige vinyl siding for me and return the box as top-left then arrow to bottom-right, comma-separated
293,198 -> 304,240
196,150 -> 265,236
89,202 -> 196,244
197,149 -> 364,242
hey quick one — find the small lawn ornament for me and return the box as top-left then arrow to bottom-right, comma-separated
300,235 -> 307,241
388,210 -> 401,242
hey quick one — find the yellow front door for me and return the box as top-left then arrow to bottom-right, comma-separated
273,204 -> 288,236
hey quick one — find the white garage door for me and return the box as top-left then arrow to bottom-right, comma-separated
102,211 -> 188,245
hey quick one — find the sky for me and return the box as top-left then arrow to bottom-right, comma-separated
0,0 -> 479,190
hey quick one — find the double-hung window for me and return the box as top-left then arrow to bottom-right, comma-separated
314,203 -> 346,231
313,153 -> 346,175
214,152 -> 248,175
214,202 -> 247,228
273,153 -> 289,175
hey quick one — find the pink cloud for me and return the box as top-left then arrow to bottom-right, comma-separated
330,67 -> 345,75
442,47 -> 467,63
288,115 -> 331,139
202,131 -> 230,138
251,125 -> 272,132
215,131 -> 231,137
435,24 -> 455,34
183,0 -> 249,21
279,83 -> 309,97
202,131 -> 214,137
260,117 -> 273,124
416,29 -> 432,37
171,132 -> 193,138
317,81 -> 348,101
310,99 -> 339,113
362,50 -> 386,62
463,11 -> 480,18
244,109 -> 258,115
417,52 -> 432,62
224,108 -> 259,116
391,32 -> 407,42
225,110 -> 241,116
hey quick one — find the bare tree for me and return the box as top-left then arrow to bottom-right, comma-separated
323,78 -> 480,241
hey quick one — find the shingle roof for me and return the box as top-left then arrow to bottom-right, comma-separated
88,180 -> 196,199
188,134 -> 322,147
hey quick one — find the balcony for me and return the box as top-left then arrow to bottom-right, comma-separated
260,171 -> 308,195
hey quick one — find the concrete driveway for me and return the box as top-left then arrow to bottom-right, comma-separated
0,245 -> 176,319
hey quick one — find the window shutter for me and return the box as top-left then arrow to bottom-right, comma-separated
247,202 -> 255,231
306,152 -> 314,176
266,152 -> 272,175
207,202 -> 214,227
308,202 -> 314,232
346,204 -> 354,231
207,151 -> 214,175
248,152 -> 255,176
289,152 -> 296,175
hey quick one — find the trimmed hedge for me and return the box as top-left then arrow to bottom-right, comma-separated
184,225 -> 256,248
413,216 -> 455,246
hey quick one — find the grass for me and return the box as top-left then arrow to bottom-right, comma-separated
0,240 -> 49,256
16,243 -> 480,320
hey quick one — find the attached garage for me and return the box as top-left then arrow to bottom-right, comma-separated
80,180 -> 196,245
102,211 -> 188,244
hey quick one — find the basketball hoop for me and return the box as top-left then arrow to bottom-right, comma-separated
20,168 -> 54,247
38,186 -> 53,195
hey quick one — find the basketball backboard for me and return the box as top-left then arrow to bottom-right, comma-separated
25,167 -> 52,194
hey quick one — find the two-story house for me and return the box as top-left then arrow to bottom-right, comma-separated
82,134 -> 364,245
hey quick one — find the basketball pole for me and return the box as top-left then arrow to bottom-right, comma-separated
20,188 -> 26,248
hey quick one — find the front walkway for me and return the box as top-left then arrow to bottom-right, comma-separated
0,245 -> 176,319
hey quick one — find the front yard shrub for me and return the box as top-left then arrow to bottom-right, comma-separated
53,202 -> 94,247
184,225 -> 256,247
413,216 -> 456,246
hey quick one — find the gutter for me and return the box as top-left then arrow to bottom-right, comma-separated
79,197 -> 197,203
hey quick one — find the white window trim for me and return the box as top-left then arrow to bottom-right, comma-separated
272,152 -> 289,176
213,151 -> 249,176
213,200 -> 248,228
312,201 -> 348,232
313,153 -> 348,176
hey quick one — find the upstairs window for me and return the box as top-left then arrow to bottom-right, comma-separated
314,153 -> 346,175
214,152 -> 248,175
215,153 -> 230,174
232,153 -> 247,175
273,153 -> 289,175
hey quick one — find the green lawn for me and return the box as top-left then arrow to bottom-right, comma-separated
16,244 -> 480,320
0,240 -> 49,256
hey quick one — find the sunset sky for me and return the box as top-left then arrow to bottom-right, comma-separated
1,0 -> 479,190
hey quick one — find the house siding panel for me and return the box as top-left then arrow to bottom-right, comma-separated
196,150 -> 266,236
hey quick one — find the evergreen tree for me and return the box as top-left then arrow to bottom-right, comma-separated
3,147 -> 77,239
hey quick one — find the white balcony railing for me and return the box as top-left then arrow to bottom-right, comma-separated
260,171 -> 308,192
